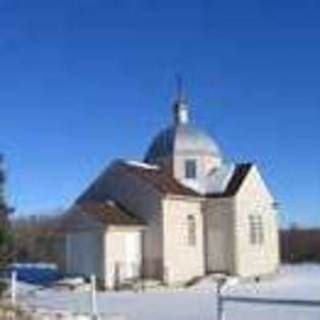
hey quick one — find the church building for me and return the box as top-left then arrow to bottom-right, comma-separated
64,93 -> 280,289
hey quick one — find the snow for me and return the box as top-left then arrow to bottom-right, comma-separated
12,263 -> 57,270
125,161 -> 159,170
19,265 -> 320,320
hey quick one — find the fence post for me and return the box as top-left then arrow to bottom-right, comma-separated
11,270 -> 17,306
90,274 -> 98,320
216,276 -> 226,320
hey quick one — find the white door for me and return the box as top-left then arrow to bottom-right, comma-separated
124,232 -> 141,279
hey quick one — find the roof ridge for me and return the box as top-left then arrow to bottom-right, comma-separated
119,161 -> 200,197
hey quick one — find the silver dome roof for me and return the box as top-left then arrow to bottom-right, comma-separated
144,124 -> 222,163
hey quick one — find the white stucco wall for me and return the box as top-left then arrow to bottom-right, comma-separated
66,217 -> 143,289
104,227 -> 143,289
97,163 -> 164,279
66,230 -> 105,281
174,152 -> 222,182
162,196 -> 204,284
234,166 -> 280,277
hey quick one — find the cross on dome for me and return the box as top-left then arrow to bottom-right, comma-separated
173,75 -> 190,125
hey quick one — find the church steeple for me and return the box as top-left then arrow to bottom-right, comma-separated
173,76 -> 190,125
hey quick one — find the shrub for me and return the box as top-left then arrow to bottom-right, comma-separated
0,280 -> 7,298
0,305 -> 34,320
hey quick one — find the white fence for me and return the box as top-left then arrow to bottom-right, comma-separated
4,272 -> 126,320
217,278 -> 320,320
4,271 -> 320,320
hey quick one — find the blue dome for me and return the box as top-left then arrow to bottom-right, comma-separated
144,124 -> 222,164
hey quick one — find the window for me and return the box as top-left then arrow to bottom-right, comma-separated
185,159 -> 197,179
187,215 -> 196,246
249,215 -> 264,245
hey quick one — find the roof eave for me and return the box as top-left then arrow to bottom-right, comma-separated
163,193 -> 205,202
107,224 -> 147,231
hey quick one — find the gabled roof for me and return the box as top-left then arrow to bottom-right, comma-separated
76,161 -> 252,214
122,162 -> 252,198
63,164 -> 252,232
65,201 -> 145,229
206,163 -> 252,198
81,201 -> 145,226
120,162 -> 200,197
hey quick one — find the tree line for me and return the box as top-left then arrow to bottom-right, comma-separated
11,211 -> 65,264
280,227 -> 320,263
9,215 -> 320,265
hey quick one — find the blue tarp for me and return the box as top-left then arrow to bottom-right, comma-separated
7,265 -> 63,286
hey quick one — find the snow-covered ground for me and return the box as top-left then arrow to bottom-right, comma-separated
18,265 -> 320,320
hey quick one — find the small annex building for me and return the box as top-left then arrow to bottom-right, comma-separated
63,94 -> 280,289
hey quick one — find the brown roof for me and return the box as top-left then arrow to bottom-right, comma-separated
121,162 -> 252,198
120,163 -> 199,197
76,161 -> 252,210
79,201 -> 145,226
207,163 -> 252,198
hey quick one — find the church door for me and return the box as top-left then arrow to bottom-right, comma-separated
124,231 -> 141,279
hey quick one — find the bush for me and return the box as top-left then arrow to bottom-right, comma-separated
0,305 -> 34,320
0,280 -> 7,298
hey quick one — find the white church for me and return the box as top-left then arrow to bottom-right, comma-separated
63,93 -> 280,289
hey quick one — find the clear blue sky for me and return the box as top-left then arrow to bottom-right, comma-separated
0,0 -> 319,226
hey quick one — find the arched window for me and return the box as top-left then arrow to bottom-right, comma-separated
187,215 -> 196,246
249,214 -> 264,245
185,159 -> 197,179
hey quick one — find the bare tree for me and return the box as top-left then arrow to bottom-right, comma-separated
12,210 -> 65,264
0,154 -> 14,296
280,226 -> 320,263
